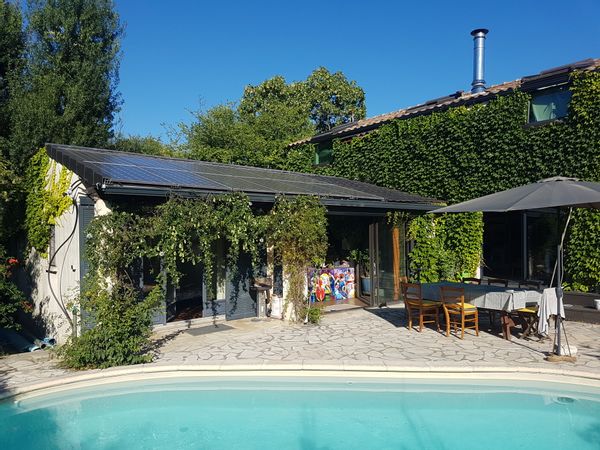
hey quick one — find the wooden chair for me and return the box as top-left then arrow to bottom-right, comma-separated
487,278 -> 509,287
518,280 -> 542,290
401,282 -> 441,332
440,286 -> 479,339
514,280 -> 541,337
515,304 -> 539,338
462,277 -> 481,285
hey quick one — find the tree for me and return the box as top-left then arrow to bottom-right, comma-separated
111,134 -> 175,157
184,102 -> 311,168
240,68 -> 366,134
185,67 -> 365,168
0,1 -> 24,148
9,0 -> 122,171
301,67 -> 366,133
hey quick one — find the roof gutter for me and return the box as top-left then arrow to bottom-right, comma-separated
101,184 -> 440,212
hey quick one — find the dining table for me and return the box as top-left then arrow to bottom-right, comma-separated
420,281 -> 553,340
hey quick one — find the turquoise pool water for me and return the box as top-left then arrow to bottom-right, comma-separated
1,377 -> 599,449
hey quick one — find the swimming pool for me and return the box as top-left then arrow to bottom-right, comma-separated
2,375 -> 599,449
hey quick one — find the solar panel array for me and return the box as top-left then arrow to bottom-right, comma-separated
47,144 -> 436,205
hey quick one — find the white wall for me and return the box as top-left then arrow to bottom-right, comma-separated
28,165 -> 97,343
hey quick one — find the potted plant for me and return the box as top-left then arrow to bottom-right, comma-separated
349,249 -> 370,295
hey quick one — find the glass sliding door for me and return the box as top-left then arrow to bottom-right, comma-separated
370,221 -> 406,306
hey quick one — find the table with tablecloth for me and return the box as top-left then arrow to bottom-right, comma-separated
420,281 -> 558,340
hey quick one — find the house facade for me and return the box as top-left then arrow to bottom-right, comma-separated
30,144 -> 437,342
290,58 -> 600,288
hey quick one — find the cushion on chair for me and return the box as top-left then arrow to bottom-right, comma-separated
445,303 -> 476,310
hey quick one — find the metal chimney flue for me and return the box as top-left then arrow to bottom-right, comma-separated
470,28 -> 489,93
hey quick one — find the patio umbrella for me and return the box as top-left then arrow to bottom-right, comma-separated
430,176 -> 600,355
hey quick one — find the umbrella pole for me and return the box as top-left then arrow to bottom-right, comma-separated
555,243 -> 562,355
554,208 -> 572,356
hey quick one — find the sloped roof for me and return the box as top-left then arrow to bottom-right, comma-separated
47,143 -> 439,211
291,58 -> 600,146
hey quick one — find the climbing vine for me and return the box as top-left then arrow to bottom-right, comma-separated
25,148 -> 73,256
293,70 -> 600,291
266,196 -> 328,321
60,193 -> 328,367
61,192 -> 263,369
406,213 -> 482,282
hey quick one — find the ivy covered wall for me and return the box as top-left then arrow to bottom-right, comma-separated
292,71 -> 600,291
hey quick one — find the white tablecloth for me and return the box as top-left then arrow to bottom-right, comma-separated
421,281 -> 543,312
537,288 -> 565,335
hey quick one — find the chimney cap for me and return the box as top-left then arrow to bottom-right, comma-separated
470,28 -> 489,36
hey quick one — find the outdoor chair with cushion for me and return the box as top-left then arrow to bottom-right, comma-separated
514,304 -> 539,338
440,286 -> 479,339
401,282 -> 441,332
513,280 -> 542,337
462,277 -> 481,285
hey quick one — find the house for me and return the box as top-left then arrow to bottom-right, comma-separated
31,143 -> 438,342
290,47 -> 600,286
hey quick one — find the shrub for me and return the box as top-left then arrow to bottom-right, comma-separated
301,303 -> 323,325
58,278 -> 161,369
0,253 -> 27,329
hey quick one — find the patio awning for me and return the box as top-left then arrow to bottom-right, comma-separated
47,143 -> 440,211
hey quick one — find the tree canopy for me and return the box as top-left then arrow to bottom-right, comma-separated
0,1 -> 24,147
110,134 -> 175,157
184,67 -> 366,168
8,0 -> 122,171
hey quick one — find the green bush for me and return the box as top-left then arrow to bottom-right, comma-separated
0,252 -> 27,329
58,278 -> 161,369
301,304 -> 323,325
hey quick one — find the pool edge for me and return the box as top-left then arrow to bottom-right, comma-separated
3,363 -> 600,402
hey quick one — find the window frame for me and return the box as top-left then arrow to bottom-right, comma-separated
527,84 -> 572,125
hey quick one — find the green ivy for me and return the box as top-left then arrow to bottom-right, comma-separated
61,193 -> 328,368
25,148 -> 73,256
293,71 -> 600,290
565,209 -> 600,292
266,196 -> 328,321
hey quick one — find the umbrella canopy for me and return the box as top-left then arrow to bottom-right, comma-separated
429,175 -> 600,356
431,176 -> 600,213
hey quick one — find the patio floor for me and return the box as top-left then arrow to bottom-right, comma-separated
2,304 -> 600,394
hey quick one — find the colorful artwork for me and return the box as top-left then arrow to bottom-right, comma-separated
308,267 -> 355,303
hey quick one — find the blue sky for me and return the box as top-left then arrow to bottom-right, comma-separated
115,0 -> 600,139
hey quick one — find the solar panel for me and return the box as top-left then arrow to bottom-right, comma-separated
98,165 -> 172,184
46,144 -> 438,205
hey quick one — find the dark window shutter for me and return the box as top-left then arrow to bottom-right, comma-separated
78,197 -> 95,283
78,197 -> 95,330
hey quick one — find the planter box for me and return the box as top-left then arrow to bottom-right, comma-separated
563,291 -> 600,324
360,276 -> 371,295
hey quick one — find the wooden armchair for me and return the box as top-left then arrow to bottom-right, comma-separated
401,282 -> 441,332
440,286 -> 479,339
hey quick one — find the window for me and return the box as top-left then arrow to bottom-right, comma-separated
314,142 -> 333,165
49,225 -> 56,266
528,85 -> 571,123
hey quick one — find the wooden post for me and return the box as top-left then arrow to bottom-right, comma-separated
393,226 -> 401,301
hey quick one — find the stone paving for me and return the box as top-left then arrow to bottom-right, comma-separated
2,304 -> 600,394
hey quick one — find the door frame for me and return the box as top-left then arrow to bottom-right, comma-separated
368,222 -> 380,307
